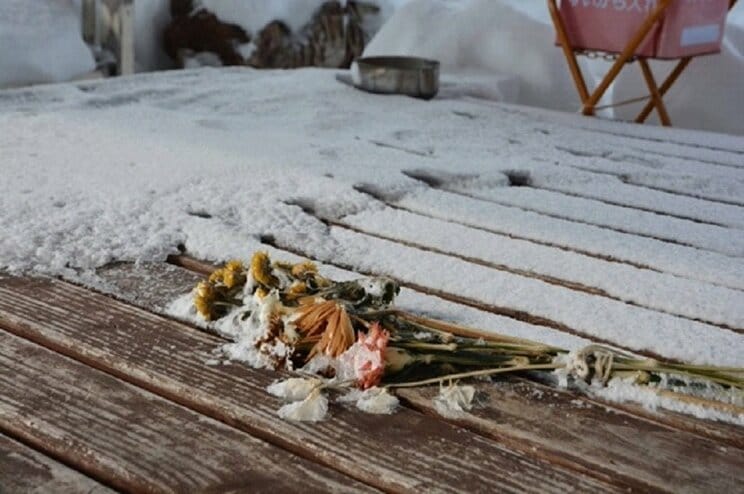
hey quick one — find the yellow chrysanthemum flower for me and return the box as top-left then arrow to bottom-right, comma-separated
251,251 -> 279,288
194,281 -> 215,320
208,268 -> 225,285
255,286 -> 269,299
284,281 -> 307,301
291,261 -> 318,278
222,259 -> 246,289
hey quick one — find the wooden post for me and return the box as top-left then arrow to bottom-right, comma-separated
117,0 -> 135,75
81,0 -> 98,45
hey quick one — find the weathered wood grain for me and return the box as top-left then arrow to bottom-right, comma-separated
398,381 -> 744,494
0,434 -> 114,494
165,254 -> 744,449
95,261 -> 202,312
96,261 -> 744,493
0,276 -> 620,493
0,330 -> 373,494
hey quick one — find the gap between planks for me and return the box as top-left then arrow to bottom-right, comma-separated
562,164 -> 744,209
0,276 -> 620,494
166,254 -> 744,449
93,260 -> 744,493
575,125 -> 744,157
403,170 -> 742,241
530,183 -> 740,229
0,433 -> 114,494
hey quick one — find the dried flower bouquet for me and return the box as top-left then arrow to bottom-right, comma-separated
191,252 -> 744,421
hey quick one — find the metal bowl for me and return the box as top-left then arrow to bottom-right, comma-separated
353,56 -> 440,100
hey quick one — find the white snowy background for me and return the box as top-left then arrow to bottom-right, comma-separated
1,0 -> 743,134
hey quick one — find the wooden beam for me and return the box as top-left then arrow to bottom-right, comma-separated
0,275 -> 621,493
0,330 -> 373,493
97,261 -> 744,492
0,434 -> 113,494
637,59 -> 672,125
163,255 -> 744,448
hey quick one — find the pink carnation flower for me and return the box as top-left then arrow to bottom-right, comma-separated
338,323 -> 390,389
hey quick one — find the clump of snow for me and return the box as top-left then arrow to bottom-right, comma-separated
594,379 -> 744,426
219,291 -> 295,369
165,292 -> 207,326
340,386 -> 400,414
277,388 -> 329,421
267,377 -> 323,401
0,0 -> 95,88
433,383 -> 476,417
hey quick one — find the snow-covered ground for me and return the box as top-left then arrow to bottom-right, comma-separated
2,0 -> 743,134
1,67 -> 742,369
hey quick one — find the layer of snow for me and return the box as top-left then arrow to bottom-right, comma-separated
340,207 -> 744,328
285,226 -> 742,367
396,189 -> 744,291
0,0 -> 95,88
1,67 -> 742,367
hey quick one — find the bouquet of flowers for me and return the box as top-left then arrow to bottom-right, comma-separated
191,252 -> 744,421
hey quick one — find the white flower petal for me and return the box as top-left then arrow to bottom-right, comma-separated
354,387 -> 399,415
267,377 -> 321,402
277,389 -> 329,422
434,384 -> 476,417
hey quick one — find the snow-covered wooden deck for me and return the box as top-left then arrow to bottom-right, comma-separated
1,68 -> 743,492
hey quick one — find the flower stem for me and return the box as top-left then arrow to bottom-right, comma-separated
384,364 -> 561,388
612,363 -> 744,388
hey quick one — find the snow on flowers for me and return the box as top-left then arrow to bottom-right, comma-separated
189,252 -> 744,422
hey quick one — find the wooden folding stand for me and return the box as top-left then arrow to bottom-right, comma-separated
547,0 -> 738,126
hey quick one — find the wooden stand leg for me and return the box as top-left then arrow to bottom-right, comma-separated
636,57 -> 690,123
637,59 -> 671,125
547,0 -> 590,104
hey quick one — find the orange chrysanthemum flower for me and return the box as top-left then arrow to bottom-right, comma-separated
294,300 -> 355,360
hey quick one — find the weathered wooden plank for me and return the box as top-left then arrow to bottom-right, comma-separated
97,261 -> 744,492
164,254 -> 744,447
0,434 -> 114,494
0,330 -> 373,494
398,381 -> 744,494
0,276 -> 620,493
95,261 -> 202,311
